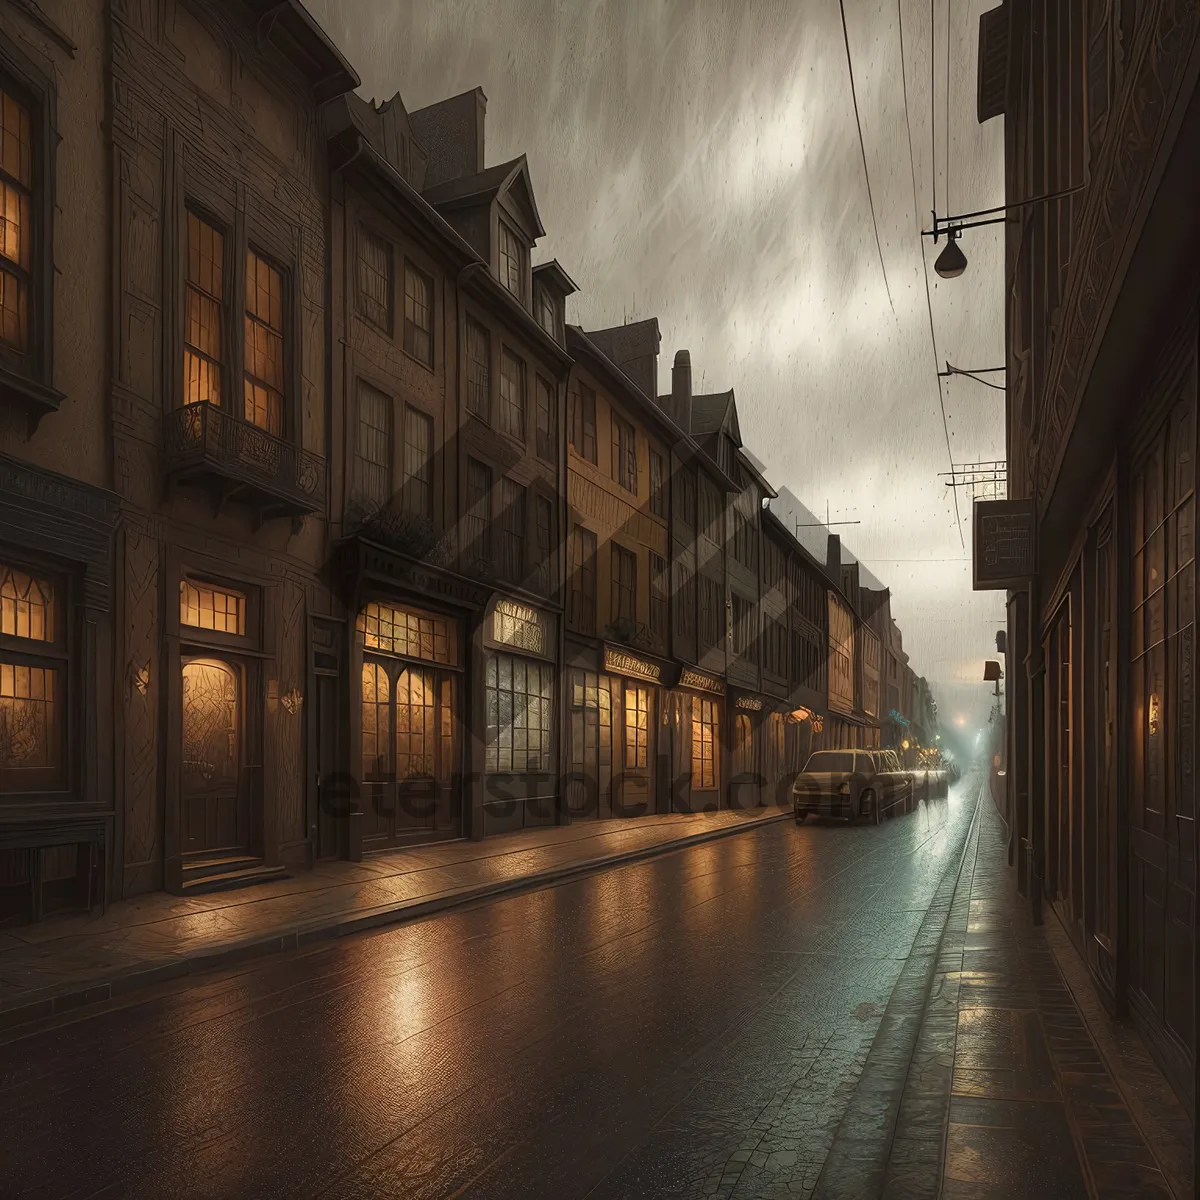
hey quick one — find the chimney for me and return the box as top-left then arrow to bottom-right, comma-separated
826,534 -> 841,579
671,349 -> 692,431
408,87 -> 488,188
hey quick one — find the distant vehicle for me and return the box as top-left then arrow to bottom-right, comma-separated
793,749 -> 912,826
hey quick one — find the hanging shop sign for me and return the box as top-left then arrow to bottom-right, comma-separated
789,707 -> 812,722
486,598 -> 556,660
888,709 -> 910,726
735,695 -> 763,712
678,667 -> 724,696
603,645 -> 662,684
973,499 -> 1036,590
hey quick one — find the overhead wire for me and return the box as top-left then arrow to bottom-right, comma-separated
897,0 -> 964,549
838,0 -> 896,319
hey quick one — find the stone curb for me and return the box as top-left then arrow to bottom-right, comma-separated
0,807 -> 791,1036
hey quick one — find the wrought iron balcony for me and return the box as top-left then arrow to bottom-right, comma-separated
163,402 -> 325,526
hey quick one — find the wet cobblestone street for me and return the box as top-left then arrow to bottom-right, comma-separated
0,769 -> 1178,1198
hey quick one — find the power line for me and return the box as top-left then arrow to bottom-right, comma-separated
897,0 -> 964,550
838,0 -> 896,318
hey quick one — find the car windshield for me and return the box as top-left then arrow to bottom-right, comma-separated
804,752 -> 857,773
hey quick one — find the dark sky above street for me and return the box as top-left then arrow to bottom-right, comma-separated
308,0 -> 1009,735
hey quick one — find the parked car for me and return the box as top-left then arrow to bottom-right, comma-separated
793,749 -> 910,826
868,749 -> 916,815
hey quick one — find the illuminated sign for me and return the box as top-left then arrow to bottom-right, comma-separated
678,668 -> 724,696
735,696 -> 763,711
810,714 -> 824,733
789,707 -> 812,722
604,646 -> 662,683
487,598 -> 554,659
973,499 -> 1035,590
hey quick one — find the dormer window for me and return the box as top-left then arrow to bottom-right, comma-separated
536,285 -> 557,339
498,219 -> 526,304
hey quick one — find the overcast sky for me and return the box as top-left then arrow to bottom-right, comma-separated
309,0 -> 1009,734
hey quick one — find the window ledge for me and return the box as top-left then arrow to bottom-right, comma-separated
0,365 -> 66,435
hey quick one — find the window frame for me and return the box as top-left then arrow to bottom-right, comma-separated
401,404 -> 434,520
497,218 -> 527,304
0,555 -> 69,795
465,316 -> 491,421
355,225 -> 393,336
402,258 -> 434,368
534,375 -> 555,463
611,412 -> 637,494
182,207 -> 229,410
465,457 -> 493,565
0,52 -> 56,394
572,384 -> 598,464
500,477 -> 527,584
534,493 -> 553,594
611,542 -> 637,625
352,377 -> 392,513
242,244 -> 289,438
649,450 -> 665,517
569,525 -> 597,634
485,652 -> 554,774
498,347 -> 527,442
649,551 -> 667,641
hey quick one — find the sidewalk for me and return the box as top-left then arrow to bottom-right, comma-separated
0,805 -> 788,1033
818,784 -> 1193,1200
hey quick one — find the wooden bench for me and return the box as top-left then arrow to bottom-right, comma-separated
0,819 -> 108,922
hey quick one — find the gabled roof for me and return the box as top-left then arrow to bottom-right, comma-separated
422,155 -> 547,238
690,390 -> 742,445
736,446 -> 778,499
533,259 -> 579,297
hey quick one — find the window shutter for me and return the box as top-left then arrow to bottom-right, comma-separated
977,5 -> 1008,124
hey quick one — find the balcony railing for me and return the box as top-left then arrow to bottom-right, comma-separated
163,402 -> 325,522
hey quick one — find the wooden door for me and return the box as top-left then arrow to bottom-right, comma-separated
361,658 -> 461,846
315,672 -> 339,860
181,658 -> 245,854
618,682 -> 654,817
566,670 -> 613,819
1130,393 -> 1196,1092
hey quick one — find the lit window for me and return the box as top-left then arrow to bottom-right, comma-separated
0,86 -> 32,352
179,580 -> 246,635
184,212 -> 224,406
244,250 -> 285,435
403,262 -> 433,365
357,602 -> 455,665
357,228 -> 391,332
691,696 -> 719,788
0,562 -> 62,791
1,566 -> 53,641
625,684 -> 649,769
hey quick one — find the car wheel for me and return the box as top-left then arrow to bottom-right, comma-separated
862,789 -> 879,826
795,810 -> 808,824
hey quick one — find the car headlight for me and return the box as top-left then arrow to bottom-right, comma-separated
839,782 -> 851,794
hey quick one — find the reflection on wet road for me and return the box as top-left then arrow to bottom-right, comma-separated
1,779 -> 975,1199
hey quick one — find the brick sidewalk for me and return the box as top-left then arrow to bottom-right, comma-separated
0,805 -> 788,1033
816,783 -> 1192,1200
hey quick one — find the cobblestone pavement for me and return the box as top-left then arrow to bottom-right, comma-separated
0,769 -> 1178,1198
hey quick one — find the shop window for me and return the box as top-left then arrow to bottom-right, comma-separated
0,563 -> 64,792
625,684 -> 650,770
244,249 -> 285,435
180,579 -> 246,635
466,318 -> 490,419
353,380 -> 391,512
569,669 -> 613,812
394,667 -> 436,780
691,696 -> 719,788
402,261 -> 433,365
356,227 -> 392,334
361,661 -> 389,777
486,653 -> 554,772
733,712 -> 754,776
357,602 -> 456,665
184,212 -> 225,406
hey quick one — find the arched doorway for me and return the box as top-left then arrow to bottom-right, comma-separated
181,657 -> 247,854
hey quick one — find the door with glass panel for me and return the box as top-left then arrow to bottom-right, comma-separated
361,658 -> 459,845
181,657 -> 247,853
618,682 -> 655,817
567,670 -> 613,819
